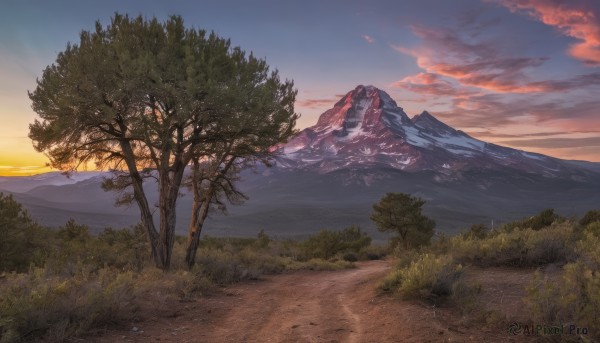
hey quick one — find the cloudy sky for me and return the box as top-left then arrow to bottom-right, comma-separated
1,0 -> 599,175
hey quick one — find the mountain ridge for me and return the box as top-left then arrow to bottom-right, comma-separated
276,85 -> 598,181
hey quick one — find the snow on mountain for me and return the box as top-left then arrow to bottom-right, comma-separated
276,85 -> 596,180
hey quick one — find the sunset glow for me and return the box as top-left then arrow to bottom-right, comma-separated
1,0 -> 599,176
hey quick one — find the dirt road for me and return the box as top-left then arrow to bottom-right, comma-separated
94,260 -> 520,342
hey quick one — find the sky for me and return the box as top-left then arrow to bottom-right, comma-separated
1,0 -> 599,175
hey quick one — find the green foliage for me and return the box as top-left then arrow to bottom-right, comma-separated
97,224 -> 149,271
300,226 -> 372,260
579,209 -> 600,227
0,267 -> 139,343
526,233 -> 600,340
379,253 -> 471,304
501,208 -> 565,232
584,221 -> 600,237
56,218 -> 89,242
451,221 -> 576,267
255,229 -> 271,249
371,193 -> 435,250
0,228 -> 363,342
462,223 -> 488,240
0,193 -> 49,273
45,221 -> 150,273
28,13 -> 298,270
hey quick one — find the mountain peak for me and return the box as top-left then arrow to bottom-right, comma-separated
412,110 -> 458,136
317,85 -> 409,133
277,84 -> 598,180
334,85 -> 395,109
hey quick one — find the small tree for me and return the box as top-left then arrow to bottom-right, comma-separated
0,193 -> 48,272
463,223 -> 488,240
370,193 -> 435,249
580,209 -> 600,227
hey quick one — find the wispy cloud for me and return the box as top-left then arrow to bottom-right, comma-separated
297,95 -> 346,109
394,23 -> 600,94
498,136 -> 600,149
466,130 -> 600,139
361,34 -> 375,44
392,72 -> 475,97
391,15 -> 600,151
491,0 -> 600,66
0,165 -> 51,176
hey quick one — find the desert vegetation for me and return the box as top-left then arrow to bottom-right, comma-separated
2,188 -> 600,341
379,202 -> 600,341
0,193 -> 387,342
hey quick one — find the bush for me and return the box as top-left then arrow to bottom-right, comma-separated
579,209 -> 600,227
0,193 -> 50,273
525,232 -> 599,341
501,208 -> 565,232
379,253 -> 468,304
584,221 -> 600,238
462,224 -> 488,240
45,222 -> 150,274
98,225 -> 149,271
451,221 -> 576,267
0,267 -> 139,343
300,226 -> 371,260
191,235 -> 357,284
357,244 -> 388,260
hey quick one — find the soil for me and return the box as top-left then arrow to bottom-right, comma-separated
89,260 -> 545,343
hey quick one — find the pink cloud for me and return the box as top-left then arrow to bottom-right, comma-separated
493,0 -> 600,66
361,34 -> 375,44
394,25 -> 600,94
297,95 -> 346,109
392,72 -> 476,98
392,26 -> 552,94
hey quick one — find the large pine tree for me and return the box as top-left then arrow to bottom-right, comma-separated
29,14 -> 298,270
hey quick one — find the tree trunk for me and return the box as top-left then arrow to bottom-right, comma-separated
185,199 -> 211,269
119,139 -> 162,267
156,159 -> 187,271
185,158 -> 216,269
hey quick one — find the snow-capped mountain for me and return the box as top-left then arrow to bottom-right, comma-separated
276,85 -> 594,180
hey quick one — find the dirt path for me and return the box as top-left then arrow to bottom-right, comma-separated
92,260 -> 532,343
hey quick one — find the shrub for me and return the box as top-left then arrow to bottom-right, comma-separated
0,267 -> 138,343
356,244 -> 388,260
379,254 -> 468,304
525,232 -> 600,341
584,221 -> 600,238
97,224 -> 149,271
501,208 -> 565,232
300,226 -> 371,260
0,193 -> 50,273
462,224 -> 488,240
451,221 -> 576,267
579,209 -> 600,227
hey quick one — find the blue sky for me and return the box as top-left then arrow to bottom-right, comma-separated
1,0 -> 599,174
